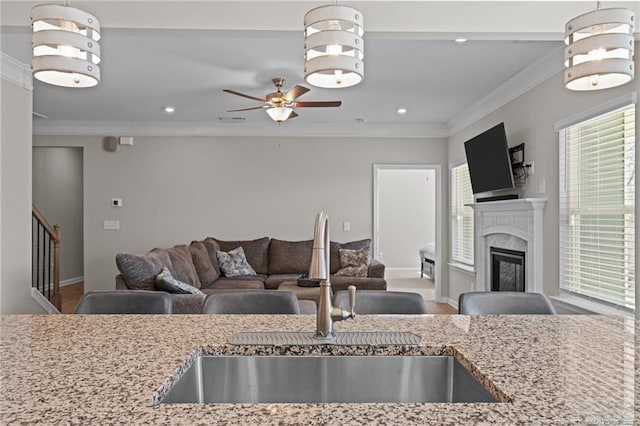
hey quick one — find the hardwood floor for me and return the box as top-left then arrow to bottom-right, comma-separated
59,282 -> 84,314
425,301 -> 457,314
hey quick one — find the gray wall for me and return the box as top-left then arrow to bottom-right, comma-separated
378,168 -> 435,268
447,67 -> 640,306
33,147 -> 84,283
0,77 -> 44,314
33,135 -> 448,293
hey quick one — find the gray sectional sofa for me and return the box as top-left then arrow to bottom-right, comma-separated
115,237 -> 386,313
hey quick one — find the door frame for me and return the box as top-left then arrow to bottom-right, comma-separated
373,164 -> 443,302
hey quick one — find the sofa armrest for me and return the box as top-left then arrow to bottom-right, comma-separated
368,258 -> 385,278
115,274 -> 129,289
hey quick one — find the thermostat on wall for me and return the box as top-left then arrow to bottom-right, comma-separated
119,136 -> 134,146
112,198 -> 123,207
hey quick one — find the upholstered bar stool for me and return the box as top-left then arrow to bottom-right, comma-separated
74,290 -> 172,314
333,290 -> 427,314
203,290 -> 301,314
458,291 -> 556,315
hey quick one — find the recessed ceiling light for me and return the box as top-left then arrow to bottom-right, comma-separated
454,38 -> 467,43
163,106 -> 175,113
396,108 -> 407,115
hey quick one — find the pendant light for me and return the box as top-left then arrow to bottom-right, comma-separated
564,3 -> 635,91
304,3 -> 364,88
31,3 -> 101,88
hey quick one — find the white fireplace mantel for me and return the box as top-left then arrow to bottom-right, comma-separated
469,198 -> 547,293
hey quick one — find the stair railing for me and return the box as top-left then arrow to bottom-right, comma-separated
32,205 -> 62,311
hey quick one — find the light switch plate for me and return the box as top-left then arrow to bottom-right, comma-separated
343,221 -> 351,231
539,178 -> 546,194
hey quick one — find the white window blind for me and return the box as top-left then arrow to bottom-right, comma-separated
559,104 -> 635,311
451,163 -> 474,265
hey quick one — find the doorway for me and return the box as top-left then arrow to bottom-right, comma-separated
373,164 -> 442,301
33,147 -> 84,288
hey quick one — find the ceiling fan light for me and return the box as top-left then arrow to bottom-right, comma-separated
564,7 -> 634,91
267,107 -> 293,123
304,4 -> 364,89
31,3 -> 101,88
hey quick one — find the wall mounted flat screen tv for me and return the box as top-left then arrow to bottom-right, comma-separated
463,122 -> 515,194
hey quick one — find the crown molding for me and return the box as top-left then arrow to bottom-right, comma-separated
1,52 -> 32,89
32,120 -> 450,139
446,43 -> 564,135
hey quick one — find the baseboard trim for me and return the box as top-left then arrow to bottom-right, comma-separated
60,276 -> 84,287
445,298 -> 459,310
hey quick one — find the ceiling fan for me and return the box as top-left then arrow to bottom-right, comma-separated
223,78 -> 341,123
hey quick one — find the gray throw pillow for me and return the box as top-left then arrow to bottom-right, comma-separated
216,246 -> 257,277
156,267 -> 204,295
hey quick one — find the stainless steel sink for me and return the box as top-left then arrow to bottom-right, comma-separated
159,355 -> 498,404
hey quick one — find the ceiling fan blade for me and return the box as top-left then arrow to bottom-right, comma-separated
293,101 -> 342,108
283,85 -> 310,102
222,89 -> 267,103
227,106 -> 266,112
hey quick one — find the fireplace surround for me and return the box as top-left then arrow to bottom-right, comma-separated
469,198 -> 546,293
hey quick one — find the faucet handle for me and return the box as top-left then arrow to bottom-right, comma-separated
348,285 -> 356,316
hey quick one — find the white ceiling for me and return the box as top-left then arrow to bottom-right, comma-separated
1,1 -> 638,138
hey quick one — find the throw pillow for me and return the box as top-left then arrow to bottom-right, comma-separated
335,247 -> 370,277
335,265 -> 369,277
216,246 -> 257,277
155,267 -> 204,295
116,250 -> 172,290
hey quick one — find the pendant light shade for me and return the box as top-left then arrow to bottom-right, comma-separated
266,106 -> 293,123
31,4 -> 101,88
564,7 -> 635,91
304,4 -> 364,89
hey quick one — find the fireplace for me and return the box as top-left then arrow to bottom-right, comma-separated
490,247 -> 525,292
469,198 -> 546,293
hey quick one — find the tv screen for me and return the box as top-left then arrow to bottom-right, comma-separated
463,122 -> 515,194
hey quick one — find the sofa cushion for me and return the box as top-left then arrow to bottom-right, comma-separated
213,237 -> 270,274
208,278 -> 265,290
329,275 -> 387,292
268,239 -> 313,275
189,241 -> 220,288
156,267 -> 205,295
264,273 -> 304,290
202,238 -> 222,276
217,247 -> 257,277
166,245 -> 201,288
116,249 -> 172,290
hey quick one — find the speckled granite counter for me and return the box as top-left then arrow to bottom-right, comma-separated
0,314 -> 635,425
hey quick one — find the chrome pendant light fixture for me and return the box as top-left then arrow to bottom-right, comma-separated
31,2 -> 101,88
304,2 -> 364,88
564,3 -> 635,91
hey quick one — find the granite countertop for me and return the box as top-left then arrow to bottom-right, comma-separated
0,314 -> 636,425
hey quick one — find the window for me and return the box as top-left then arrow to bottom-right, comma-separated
451,163 -> 474,265
559,104 -> 635,311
